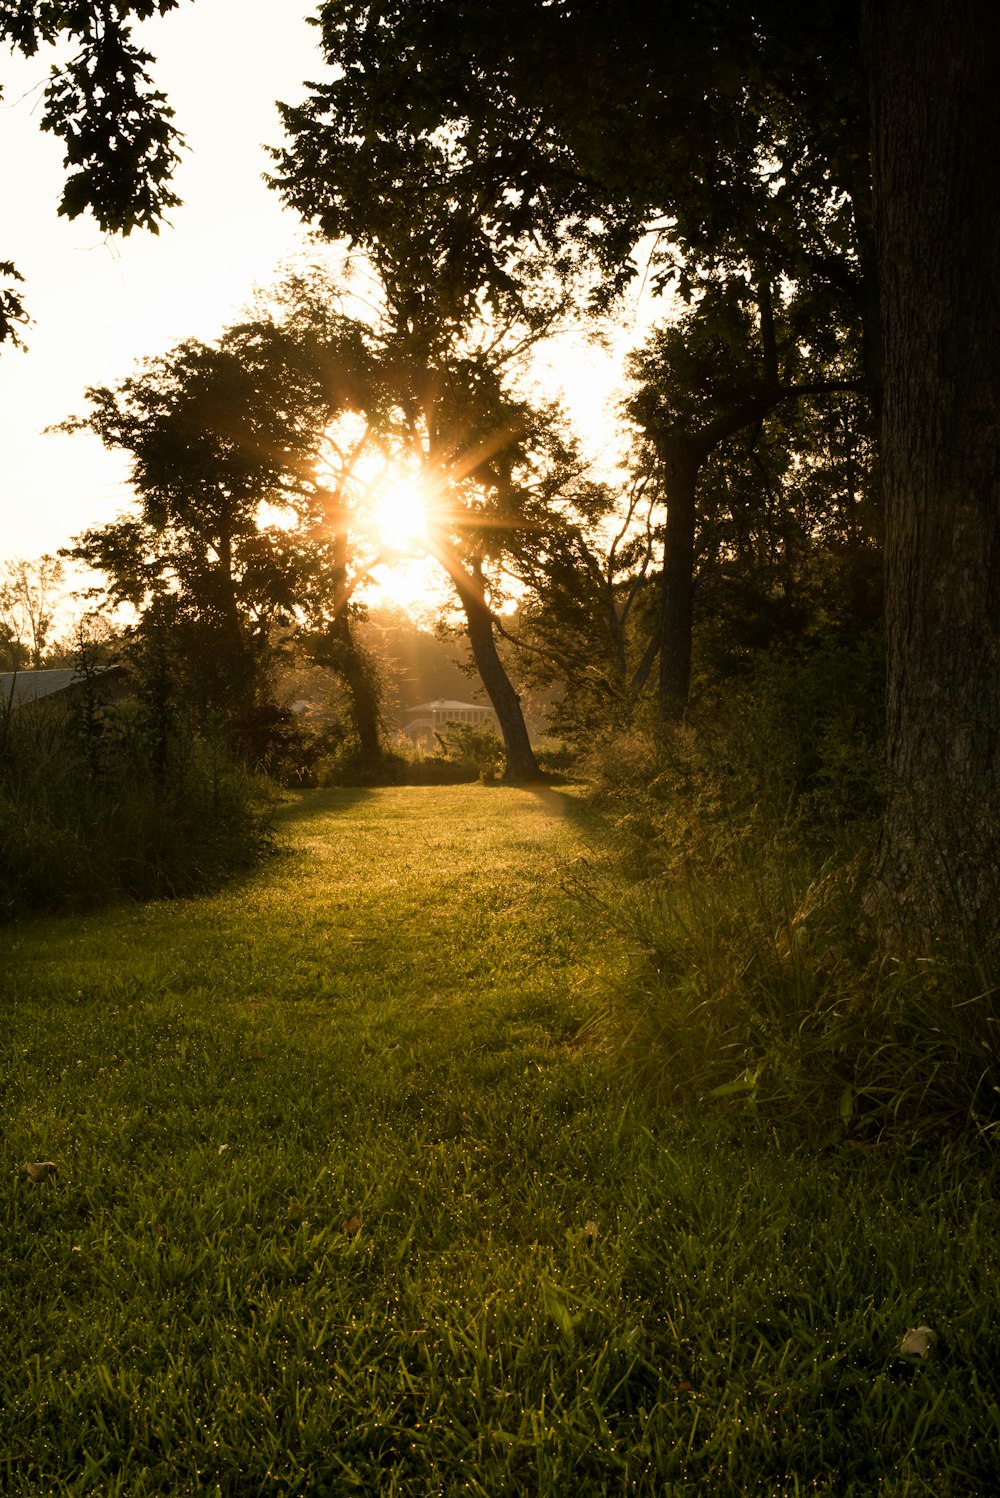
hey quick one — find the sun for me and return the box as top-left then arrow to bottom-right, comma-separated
370,479 -> 430,554
363,470 -> 452,616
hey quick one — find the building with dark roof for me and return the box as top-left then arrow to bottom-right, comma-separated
0,666 -> 130,712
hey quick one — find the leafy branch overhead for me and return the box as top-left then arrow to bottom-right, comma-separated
0,0 -> 184,344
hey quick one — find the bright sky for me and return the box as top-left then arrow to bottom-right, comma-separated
1,0 -> 321,561
0,0 -> 648,604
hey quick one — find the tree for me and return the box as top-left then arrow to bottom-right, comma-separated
397,345 -> 573,782
270,1 -> 874,375
861,0 -> 1000,939
1,0 -> 183,346
270,0 -> 876,723
0,553 -> 64,668
627,272 -> 866,714
273,1 -> 1000,941
219,286 -> 394,768
62,328 -> 325,728
506,474 -> 659,739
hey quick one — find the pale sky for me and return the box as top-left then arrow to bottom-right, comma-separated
1,0 -> 646,584
1,0 -> 322,560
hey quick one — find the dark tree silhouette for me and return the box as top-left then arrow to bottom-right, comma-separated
862,0 -> 1000,939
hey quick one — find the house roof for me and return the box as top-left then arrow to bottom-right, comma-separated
0,666 -> 125,707
406,699 -> 494,713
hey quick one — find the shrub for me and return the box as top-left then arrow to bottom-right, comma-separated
231,701 -> 341,787
437,720 -> 506,782
584,629 -> 885,880
533,737 -> 581,776
0,688 -> 275,917
574,628 -> 1000,1143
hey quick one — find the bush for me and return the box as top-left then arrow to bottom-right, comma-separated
584,630 -> 885,880
334,723 -> 505,787
533,738 -> 581,777
0,689 -> 275,917
436,720 -> 506,781
231,701 -> 342,787
575,628 -> 1000,1143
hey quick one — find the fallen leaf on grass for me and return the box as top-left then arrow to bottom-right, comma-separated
900,1325 -> 939,1358
341,1215 -> 362,1237
23,1161 -> 57,1184
567,1219 -> 599,1246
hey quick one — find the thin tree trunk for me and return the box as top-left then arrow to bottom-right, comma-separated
215,527 -> 256,722
657,435 -> 700,721
431,540 -> 541,782
328,610 -> 383,768
863,0 -> 1000,942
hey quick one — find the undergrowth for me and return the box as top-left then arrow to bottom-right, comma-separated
0,685 -> 274,918
581,632 -> 1000,1144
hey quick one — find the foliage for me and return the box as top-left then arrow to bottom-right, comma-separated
437,719 -> 505,782
0,259 -> 28,348
0,553 -> 65,669
506,474 -> 657,738
60,294 -> 394,757
271,1 -> 869,320
271,0 -> 879,742
585,632 -> 884,876
578,630 -> 1000,1142
0,652 -> 274,918
594,833 -> 1000,1145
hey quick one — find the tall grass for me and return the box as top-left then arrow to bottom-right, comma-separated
0,681 -> 274,917
582,633 -> 1000,1143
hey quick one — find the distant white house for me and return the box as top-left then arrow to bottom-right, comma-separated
402,699 -> 497,744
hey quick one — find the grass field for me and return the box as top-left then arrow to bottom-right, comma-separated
3,786 -> 999,1495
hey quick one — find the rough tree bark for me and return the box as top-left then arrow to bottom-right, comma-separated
863,0 -> 1000,942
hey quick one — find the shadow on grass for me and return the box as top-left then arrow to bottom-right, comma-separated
271,785 -> 377,827
522,780 -> 609,841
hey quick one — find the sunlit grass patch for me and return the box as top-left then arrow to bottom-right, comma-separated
2,787 -> 999,1494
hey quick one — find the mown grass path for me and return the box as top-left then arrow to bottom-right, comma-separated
3,787 -> 999,1495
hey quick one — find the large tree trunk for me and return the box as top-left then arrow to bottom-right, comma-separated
432,541 -> 541,782
863,0 -> 1000,942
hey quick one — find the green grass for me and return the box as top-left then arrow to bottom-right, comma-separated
2,786 -> 999,1495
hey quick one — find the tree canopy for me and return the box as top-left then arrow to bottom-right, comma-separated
271,0 -> 1000,937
